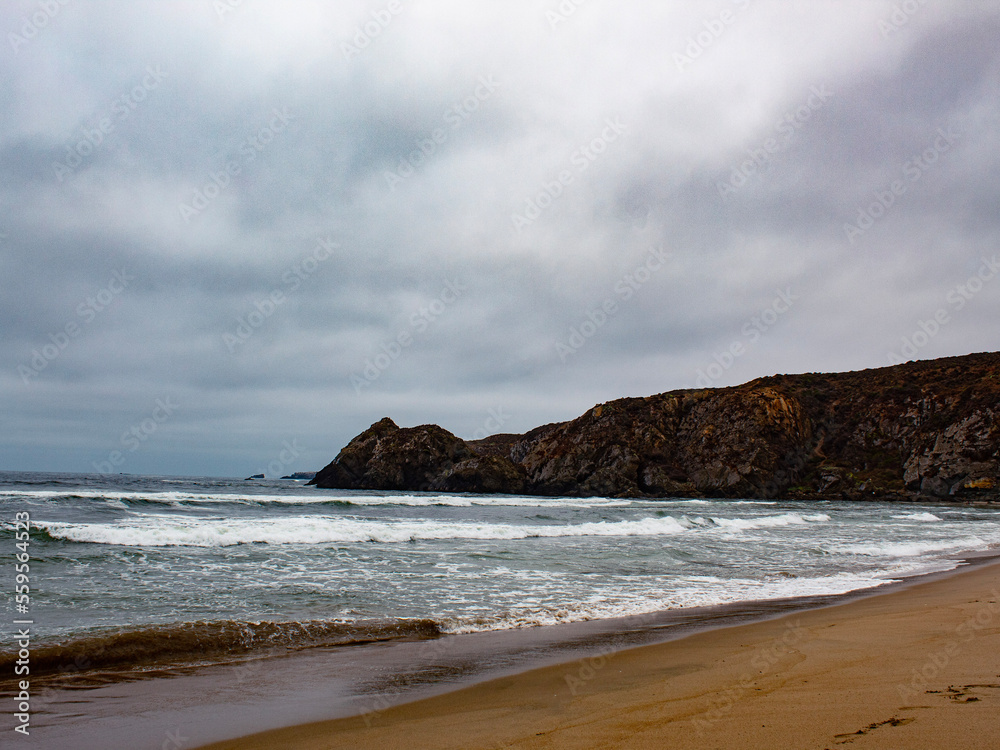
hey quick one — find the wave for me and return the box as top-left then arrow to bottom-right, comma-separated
0,488 -> 636,509
32,511 -> 833,548
706,512 -> 830,531
891,512 -> 942,521
315,495 -> 636,509
34,515 -> 693,547
441,570 -> 907,633
0,618 -> 440,680
2,488 -> 345,506
0,478 -> 86,488
0,570 -> 905,679
832,535 -> 990,558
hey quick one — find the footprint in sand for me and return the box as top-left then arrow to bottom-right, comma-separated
926,683 -> 1000,703
831,716 -> 915,745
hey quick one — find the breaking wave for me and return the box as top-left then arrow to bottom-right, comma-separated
31,511 -> 832,548
0,618 -> 441,679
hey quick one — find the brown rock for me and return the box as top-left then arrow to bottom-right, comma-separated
432,455 -> 527,494
312,352 -> 1000,501
310,418 -> 475,491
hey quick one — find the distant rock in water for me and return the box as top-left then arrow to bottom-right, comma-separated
310,352 -> 1000,502
280,472 -> 317,480
245,474 -> 265,480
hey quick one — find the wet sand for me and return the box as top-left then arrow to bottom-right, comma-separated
9,586 -> 905,749
198,558 -> 1000,749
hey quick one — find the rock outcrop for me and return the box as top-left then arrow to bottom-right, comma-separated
310,417 -> 526,494
311,352 -> 1000,501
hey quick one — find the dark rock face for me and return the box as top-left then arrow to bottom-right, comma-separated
511,387 -> 812,498
309,417 -> 527,494
432,455 -> 527,494
311,418 -> 465,491
311,352 -> 1000,501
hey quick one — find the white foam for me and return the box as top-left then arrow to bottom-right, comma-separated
36,514 -> 693,547
710,512 -> 830,531
891,512 -> 942,521
441,570 -> 908,633
832,535 -> 989,558
331,494 -> 635,508
3,488 -> 635,509
29,508 -> 845,548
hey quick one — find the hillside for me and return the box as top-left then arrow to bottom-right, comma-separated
310,352 -> 1000,501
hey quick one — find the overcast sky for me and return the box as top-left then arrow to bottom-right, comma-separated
2,0 -> 998,477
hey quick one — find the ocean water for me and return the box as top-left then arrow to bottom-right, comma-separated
4,470 -> 1000,682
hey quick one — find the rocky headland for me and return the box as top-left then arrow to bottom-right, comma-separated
310,352 -> 1000,502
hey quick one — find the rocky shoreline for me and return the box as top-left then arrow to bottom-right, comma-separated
310,352 -> 1000,501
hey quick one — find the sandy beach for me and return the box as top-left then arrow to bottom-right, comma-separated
199,559 -> 1000,750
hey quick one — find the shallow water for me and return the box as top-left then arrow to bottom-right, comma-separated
4,471 -> 999,660
4,471 -> 1000,747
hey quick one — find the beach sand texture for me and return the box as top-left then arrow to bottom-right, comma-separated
199,560 -> 1000,749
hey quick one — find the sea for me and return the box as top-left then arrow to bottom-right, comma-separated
3,470 -> 1000,748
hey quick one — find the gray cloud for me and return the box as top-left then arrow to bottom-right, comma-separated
2,0 -> 999,476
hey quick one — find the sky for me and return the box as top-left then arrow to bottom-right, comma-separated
1,0 -> 999,478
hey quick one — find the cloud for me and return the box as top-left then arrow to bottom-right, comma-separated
1,0 -> 999,475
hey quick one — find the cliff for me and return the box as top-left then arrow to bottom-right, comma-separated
310,352 -> 1000,501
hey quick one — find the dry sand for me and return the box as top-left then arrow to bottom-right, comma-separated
199,560 -> 1000,749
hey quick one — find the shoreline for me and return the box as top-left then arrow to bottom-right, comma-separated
22,570 -> 940,750
0,576 -> 909,693
197,555 -> 1000,749
13,476 -> 1000,749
